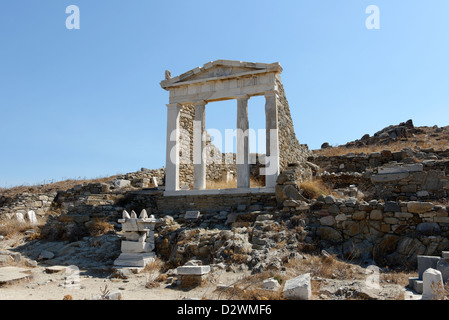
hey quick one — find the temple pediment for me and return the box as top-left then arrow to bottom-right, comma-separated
161,60 -> 282,89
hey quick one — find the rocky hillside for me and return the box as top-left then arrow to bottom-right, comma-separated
318,119 -> 449,154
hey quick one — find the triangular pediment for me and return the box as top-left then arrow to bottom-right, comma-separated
161,60 -> 282,89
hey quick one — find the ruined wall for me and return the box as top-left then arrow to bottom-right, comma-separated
276,78 -> 312,182
0,192 -> 57,219
309,149 -> 449,201
306,197 -> 449,269
178,105 -> 236,189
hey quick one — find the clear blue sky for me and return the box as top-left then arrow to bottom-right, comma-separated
1,0 -> 448,187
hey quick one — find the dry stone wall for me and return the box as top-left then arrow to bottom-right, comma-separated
0,192 -> 56,219
281,195 -> 449,269
309,148 -> 449,201
178,104 -> 236,188
276,79 -> 312,182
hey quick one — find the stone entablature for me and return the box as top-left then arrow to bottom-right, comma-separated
161,60 -> 283,104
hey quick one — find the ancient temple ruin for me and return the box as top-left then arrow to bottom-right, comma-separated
160,60 -> 310,196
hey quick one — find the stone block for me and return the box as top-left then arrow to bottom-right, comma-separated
114,179 -> 131,188
121,219 -> 139,232
384,217 -> 399,224
408,277 -> 423,294
407,201 -> 434,214
185,211 -> 200,220
342,221 -> 361,237
384,201 -> 400,212
124,232 -> 146,242
113,252 -> 155,267
14,213 -> 25,223
263,278 -> 281,291
319,215 -> 335,226
177,265 -> 210,276
401,184 -> 417,193
317,226 -> 343,242
416,223 -> 440,236
417,191 -> 430,198
283,273 -> 311,300
26,211 -> 38,225
422,268 -> 443,300
436,258 -> 449,282
352,211 -> 366,220
417,255 -> 440,279
371,172 -> 409,183
121,241 -> 154,253
434,217 -> 449,224
394,212 -> 414,219
370,210 -> 383,220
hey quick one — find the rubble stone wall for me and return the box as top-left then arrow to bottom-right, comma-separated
302,196 -> 449,268
276,79 -> 312,182
0,192 -> 57,219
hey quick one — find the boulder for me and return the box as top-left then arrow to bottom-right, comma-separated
283,273 -> 311,300
38,250 -> 55,261
113,179 -> 131,188
317,226 -> 342,242
436,259 -> 449,283
263,278 -> 281,291
319,215 -> 336,227
416,223 -> 440,236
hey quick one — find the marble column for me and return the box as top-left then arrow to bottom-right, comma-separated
264,91 -> 280,188
236,95 -> 250,188
165,103 -> 182,192
193,101 -> 207,190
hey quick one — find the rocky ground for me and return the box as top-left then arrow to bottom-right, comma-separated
2,119 -> 447,301
0,219 -> 417,301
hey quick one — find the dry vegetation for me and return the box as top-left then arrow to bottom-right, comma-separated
0,219 -> 43,241
0,175 -> 120,198
207,177 -> 264,190
143,258 -> 165,289
85,218 -> 114,237
215,271 -> 285,300
299,178 -> 333,199
431,281 -> 449,300
215,253 -> 413,300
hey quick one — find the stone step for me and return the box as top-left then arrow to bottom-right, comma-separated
408,277 -> 423,294
0,267 -> 32,285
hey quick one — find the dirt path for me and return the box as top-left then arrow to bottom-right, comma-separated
0,265 -> 248,300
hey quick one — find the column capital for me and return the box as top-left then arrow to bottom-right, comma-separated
264,90 -> 279,98
166,103 -> 182,109
192,100 -> 208,107
236,94 -> 250,101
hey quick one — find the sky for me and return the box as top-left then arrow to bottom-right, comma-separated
1,0 -> 448,187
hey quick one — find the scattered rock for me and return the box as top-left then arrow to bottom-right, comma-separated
38,251 -> 55,261
283,273 -> 311,300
